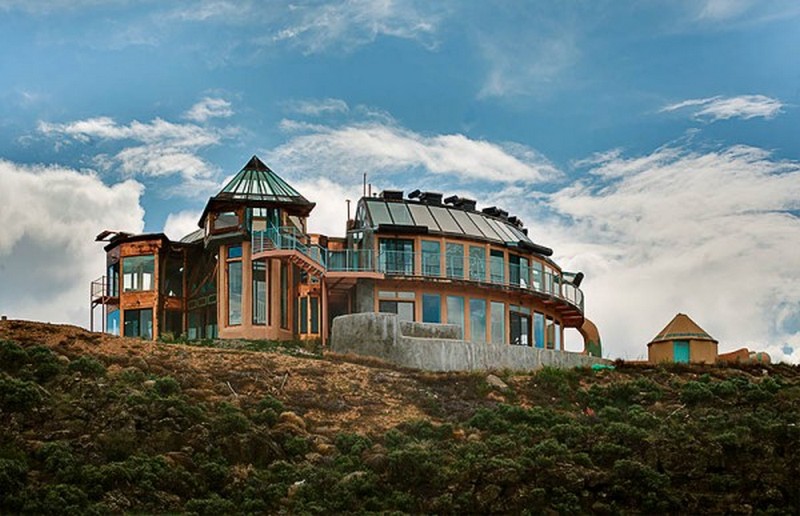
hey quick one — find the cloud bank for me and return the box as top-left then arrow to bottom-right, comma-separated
0,160 -> 144,326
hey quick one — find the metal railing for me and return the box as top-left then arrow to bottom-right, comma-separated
252,228 -> 584,312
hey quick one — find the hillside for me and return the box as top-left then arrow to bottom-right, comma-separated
1,319 -> 799,514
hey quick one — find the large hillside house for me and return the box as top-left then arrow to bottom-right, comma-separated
91,156 -> 601,356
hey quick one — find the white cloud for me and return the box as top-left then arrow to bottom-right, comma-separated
477,29 -> 580,99
184,97 -> 234,122
535,144 -> 800,363
38,113 -> 236,193
661,95 -> 784,122
0,159 -> 144,327
163,209 -> 203,241
284,98 -> 349,116
268,118 -> 560,184
695,0 -> 754,21
294,178 -> 362,237
269,0 -> 441,54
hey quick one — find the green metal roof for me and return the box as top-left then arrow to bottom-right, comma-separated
216,155 -> 311,205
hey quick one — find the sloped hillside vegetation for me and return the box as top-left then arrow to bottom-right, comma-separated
1,320 -> 799,514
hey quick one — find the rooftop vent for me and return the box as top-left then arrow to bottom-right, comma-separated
443,195 -> 459,204
456,198 -> 477,211
508,216 -> 523,228
380,190 -> 404,201
418,191 -> 443,205
482,206 -> 501,217
408,189 -> 421,199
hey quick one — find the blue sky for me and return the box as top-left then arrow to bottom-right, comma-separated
1,0 -> 799,361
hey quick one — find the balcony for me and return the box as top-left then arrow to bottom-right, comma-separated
251,229 -> 584,313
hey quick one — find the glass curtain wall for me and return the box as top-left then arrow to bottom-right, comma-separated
227,246 -> 242,326
446,243 -> 464,278
421,240 -> 441,276
469,246 -> 486,281
470,299 -> 487,343
379,239 -> 414,274
253,260 -> 267,325
422,294 -> 441,323
490,302 -> 505,344
490,250 -> 505,284
447,296 -> 465,337
534,312 -> 545,348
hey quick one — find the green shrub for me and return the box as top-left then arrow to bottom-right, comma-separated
68,356 -> 106,377
185,493 -> 236,515
0,458 -> 27,504
252,395 -> 285,426
0,374 -> 42,411
335,433 -> 373,455
211,403 -> 250,435
680,381 -> 714,404
0,341 -> 28,373
154,376 -> 181,397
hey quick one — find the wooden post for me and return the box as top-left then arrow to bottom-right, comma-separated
321,276 -> 328,347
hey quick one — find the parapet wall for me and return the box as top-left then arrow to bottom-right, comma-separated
331,313 -> 607,372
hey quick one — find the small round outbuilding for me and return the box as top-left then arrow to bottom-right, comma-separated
647,313 -> 718,364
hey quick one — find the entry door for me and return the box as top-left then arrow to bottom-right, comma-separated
510,311 -> 532,346
673,340 -> 690,363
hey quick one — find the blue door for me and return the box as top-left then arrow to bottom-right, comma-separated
673,340 -> 690,363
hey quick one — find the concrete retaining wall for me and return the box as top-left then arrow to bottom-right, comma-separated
331,313 -> 607,372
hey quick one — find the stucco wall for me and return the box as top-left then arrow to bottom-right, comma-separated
648,339 -> 718,364
331,312 -> 607,372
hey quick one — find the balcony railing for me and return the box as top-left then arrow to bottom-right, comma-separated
252,229 -> 584,312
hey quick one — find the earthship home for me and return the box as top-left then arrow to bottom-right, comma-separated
91,156 -> 602,359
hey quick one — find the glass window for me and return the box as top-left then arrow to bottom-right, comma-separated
468,212 -> 503,241
310,297 -> 320,333
163,310 -> 183,336
407,203 -> 440,231
429,206 -> 462,233
446,243 -> 464,278
422,294 -> 441,323
421,240 -> 441,276
378,301 -> 414,322
470,298 -> 487,343
490,250 -> 505,284
107,263 -> 119,297
532,261 -> 544,292
228,261 -> 242,325
450,210 -> 483,238
164,253 -> 183,297
379,239 -> 414,275
506,224 -> 530,243
122,255 -> 154,292
509,309 -> 530,346
123,309 -> 152,339
534,312 -> 545,348
490,302 -> 505,345
365,200 -> 392,226
469,246 -> 486,281
214,211 -> 239,231
555,322 -> 561,350
106,309 -> 120,336
546,317 -> 555,349
253,260 -> 267,325
300,297 -> 308,333
227,245 -> 242,259
446,296 -> 465,337
387,202 -> 414,225
280,263 -> 289,329
509,255 -> 529,288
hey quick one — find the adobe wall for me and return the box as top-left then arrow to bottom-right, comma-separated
689,339 -> 718,364
330,313 -> 607,372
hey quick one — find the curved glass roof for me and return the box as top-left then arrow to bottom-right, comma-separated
361,198 -> 536,246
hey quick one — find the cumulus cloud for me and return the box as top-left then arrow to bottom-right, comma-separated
38,112 -> 236,194
163,209 -> 203,241
184,97 -> 234,122
660,95 -> 784,122
0,159 -> 144,326
535,144 -> 800,363
268,118 -> 560,184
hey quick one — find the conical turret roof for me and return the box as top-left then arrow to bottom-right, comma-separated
215,155 -> 311,205
649,313 -> 718,345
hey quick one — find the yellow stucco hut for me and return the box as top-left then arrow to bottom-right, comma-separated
648,313 -> 718,364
